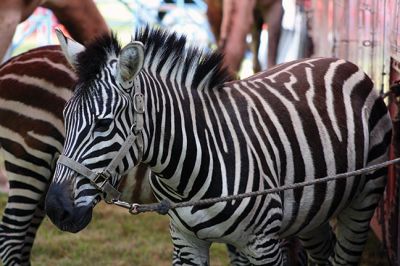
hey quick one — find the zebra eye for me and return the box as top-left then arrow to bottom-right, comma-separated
93,118 -> 113,133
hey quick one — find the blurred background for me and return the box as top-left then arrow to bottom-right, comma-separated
3,1 -> 400,87
2,0 -> 312,79
6,0 -> 214,55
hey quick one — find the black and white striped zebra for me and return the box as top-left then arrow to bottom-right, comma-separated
0,44 -> 264,266
0,46 -> 156,266
45,27 -> 392,265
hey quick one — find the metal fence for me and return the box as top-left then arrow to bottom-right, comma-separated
310,0 -> 390,91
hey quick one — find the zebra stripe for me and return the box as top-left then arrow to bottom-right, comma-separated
47,27 -> 391,265
0,46 -> 74,266
0,46 -> 155,266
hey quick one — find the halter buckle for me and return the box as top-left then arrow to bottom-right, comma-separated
91,172 -> 121,203
129,203 -> 140,215
91,172 -> 109,190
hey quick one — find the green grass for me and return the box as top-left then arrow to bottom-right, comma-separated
32,206 -> 171,266
0,195 -> 229,265
0,194 -> 391,265
32,204 -> 230,266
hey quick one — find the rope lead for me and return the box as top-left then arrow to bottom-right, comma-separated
119,157 -> 400,215
135,200 -> 171,215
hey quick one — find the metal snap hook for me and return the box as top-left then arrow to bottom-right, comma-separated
129,203 -> 140,215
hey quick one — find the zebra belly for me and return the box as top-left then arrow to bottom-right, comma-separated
169,193 -> 283,249
279,173 -> 366,237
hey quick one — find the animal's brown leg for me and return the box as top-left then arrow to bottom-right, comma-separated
42,0 -> 109,44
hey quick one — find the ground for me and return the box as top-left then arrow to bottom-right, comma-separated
0,195 -> 391,265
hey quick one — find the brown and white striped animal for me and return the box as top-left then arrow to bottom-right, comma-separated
0,46 -> 154,266
0,0 -> 109,62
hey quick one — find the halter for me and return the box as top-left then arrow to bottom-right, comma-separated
57,76 -> 144,203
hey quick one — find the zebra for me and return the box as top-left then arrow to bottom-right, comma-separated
0,45 -> 278,266
0,45 -> 75,266
0,46 -> 155,266
45,27 -> 392,265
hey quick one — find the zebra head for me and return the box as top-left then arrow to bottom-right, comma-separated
45,30 -> 145,232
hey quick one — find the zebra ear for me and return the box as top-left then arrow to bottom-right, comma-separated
118,41 -> 144,82
55,28 -> 85,69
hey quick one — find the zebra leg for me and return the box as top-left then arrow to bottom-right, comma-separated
0,173 -> 48,266
331,170 -> 386,265
226,244 -> 251,266
298,223 -> 335,265
240,234 -> 284,265
0,202 -> 44,266
20,200 -> 46,265
170,222 -> 211,265
228,238 -> 306,266
281,237 -> 308,266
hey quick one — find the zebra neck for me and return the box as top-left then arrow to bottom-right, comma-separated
142,79 -> 238,199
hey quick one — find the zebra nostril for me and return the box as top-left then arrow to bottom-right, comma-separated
46,204 -> 72,226
45,183 -> 74,224
45,182 -> 94,232
45,197 -> 72,225
59,208 -> 72,222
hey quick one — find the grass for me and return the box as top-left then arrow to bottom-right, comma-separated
0,194 -> 391,265
32,204 -> 230,266
0,195 -> 229,266
32,205 -> 170,266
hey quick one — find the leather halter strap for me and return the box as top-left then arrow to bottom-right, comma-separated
57,76 -> 144,203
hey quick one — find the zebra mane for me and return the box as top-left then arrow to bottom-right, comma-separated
134,26 -> 234,89
75,32 -> 121,86
75,26 -> 233,92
